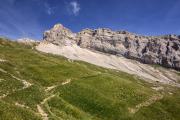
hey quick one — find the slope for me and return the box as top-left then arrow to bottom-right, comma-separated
0,38 -> 180,120
36,42 -> 180,87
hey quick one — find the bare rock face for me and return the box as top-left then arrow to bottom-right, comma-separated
43,23 -> 180,70
43,24 -> 76,46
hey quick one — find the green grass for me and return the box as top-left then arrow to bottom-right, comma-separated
0,100 -> 41,120
0,38 -> 180,120
133,90 -> 180,120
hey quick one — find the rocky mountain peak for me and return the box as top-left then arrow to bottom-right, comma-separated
53,23 -> 64,30
43,23 -> 76,46
43,23 -> 180,70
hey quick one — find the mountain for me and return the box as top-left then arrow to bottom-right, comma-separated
0,24 -> 180,120
42,24 -> 180,70
37,24 -> 180,87
17,38 -> 40,44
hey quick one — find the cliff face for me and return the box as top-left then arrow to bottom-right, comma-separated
43,24 -> 76,46
43,24 -> 180,70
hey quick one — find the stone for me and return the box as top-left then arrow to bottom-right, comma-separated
42,23 -> 180,70
43,24 -> 76,46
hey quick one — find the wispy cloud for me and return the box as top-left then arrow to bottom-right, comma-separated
44,2 -> 54,15
68,1 -> 81,16
0,0 -> 43,39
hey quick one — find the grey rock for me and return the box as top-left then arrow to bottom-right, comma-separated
43,23 -> 180,70
43,24 -> 76,46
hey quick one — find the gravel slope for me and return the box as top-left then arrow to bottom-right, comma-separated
36,42 -> 180,87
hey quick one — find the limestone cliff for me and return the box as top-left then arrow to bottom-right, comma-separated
43,24 -> 180,70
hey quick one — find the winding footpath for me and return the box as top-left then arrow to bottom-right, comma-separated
0,68 -> 32,99
37,79 -> 71,120
128,94 -> 163,114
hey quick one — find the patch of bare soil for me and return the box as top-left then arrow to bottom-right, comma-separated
45,79 -> 71,92
37,105 -> 48,120
0,58 -> 6,62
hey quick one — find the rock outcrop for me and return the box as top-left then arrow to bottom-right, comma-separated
43,24 -> 76,46
43,23 -> 180,70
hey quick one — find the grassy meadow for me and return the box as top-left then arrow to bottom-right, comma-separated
0,38 -> 180,120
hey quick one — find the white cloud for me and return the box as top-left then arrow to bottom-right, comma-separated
69,1 -> 80,16
44,2 -> 54,15
47,8 -> 53,15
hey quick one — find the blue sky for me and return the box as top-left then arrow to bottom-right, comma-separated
0,0 -> 180,40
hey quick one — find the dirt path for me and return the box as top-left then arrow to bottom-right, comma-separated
10,74 -> 32,88
0,68 -> 32,99
0,84 -> 32,100
37,105 -> 48,120
0,68 -> 7,73
36,94 -> 56,120
0,94 -> 7,99
0,67 -> 32,88
0,66 -> 70,120
129,94 -> 163,114
38,79 -> 71,120
41,95 -> 56,104
15,102 -> 29,109
45,79 -> 71,92
0,58 -> 6,62
45,86 -> 56,92
61,79 -> 71,85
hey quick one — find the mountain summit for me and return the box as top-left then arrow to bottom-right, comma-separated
42,23 -> 180,70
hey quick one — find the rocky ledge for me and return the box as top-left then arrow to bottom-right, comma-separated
43,23 -> 180,70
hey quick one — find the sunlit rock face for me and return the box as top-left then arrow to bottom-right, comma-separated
43,24 -> 76,46
43,23 -> 180,70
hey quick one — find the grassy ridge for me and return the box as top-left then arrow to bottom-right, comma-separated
0,38 -> 180,120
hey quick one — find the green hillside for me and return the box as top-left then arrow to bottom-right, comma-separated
0,38 -> 180,120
